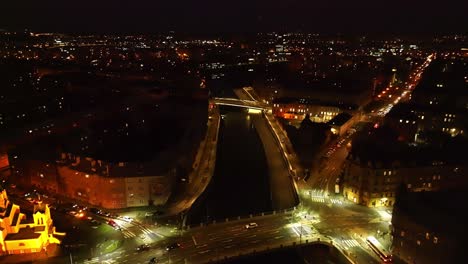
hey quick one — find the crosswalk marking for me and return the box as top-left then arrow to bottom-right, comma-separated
342,239 -> 360,248
310,196 -> 325,203
330,198 -> 343,204
122,230 -> 136,238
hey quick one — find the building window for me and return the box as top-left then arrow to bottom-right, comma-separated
434,236 -> 438,244
417,240 -> 421,246
426,233 -> 430,239
401,231 -> 405,237
407,184 -> 412,189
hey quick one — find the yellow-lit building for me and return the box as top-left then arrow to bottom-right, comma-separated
0,190 -> 65,255
342,151 -> 468,207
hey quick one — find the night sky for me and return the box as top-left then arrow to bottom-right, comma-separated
2,0 -> 468,34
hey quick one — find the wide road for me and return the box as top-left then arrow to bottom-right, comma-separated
83,211 -> 329,264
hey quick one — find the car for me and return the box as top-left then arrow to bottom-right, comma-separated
245,222 -> 258,229
122,216 -> 133,222
67,210 -> 77,216
166,242 -> 181,251
136,244 -> 151,251
108,220 -> 118,228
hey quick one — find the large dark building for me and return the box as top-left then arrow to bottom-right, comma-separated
392,190 -> 468,263
7,73 -> 208,209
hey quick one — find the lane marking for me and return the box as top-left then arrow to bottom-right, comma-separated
192,235 -> 198,246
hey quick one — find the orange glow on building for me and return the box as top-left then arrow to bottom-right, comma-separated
0,154 -> 9,170
0,190 -> 65,255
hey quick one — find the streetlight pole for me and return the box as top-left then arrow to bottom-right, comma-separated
300,223 -> 302,243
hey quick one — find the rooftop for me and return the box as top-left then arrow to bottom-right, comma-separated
328,112 -> 352,126
5,226 -> 42,241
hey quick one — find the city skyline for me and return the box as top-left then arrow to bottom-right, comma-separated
0,4 -> 467,263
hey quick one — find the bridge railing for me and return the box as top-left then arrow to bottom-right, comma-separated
197,236 -> 354,264
183,207 -> 297,230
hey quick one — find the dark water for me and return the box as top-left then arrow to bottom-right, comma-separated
187,105 -> 272,225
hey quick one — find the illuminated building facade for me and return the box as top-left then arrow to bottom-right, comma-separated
342,151 -> 468,207
12,153 -> 173,209
272,97 -> 352,123
0,190 -> 65,255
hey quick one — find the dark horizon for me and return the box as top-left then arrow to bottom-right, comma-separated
2,0 -> 468,35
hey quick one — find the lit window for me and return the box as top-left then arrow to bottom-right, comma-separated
433,236 -> 438,244
426,233 -> 430,239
